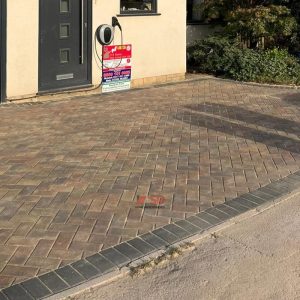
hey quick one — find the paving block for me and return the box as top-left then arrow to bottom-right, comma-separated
21,278 -> 51,299
55,265 -> 85,287
114,243 -> 143,260
127,238 -> 156,255
100,248 -> 131,267
39,272 -> 68,294
3,285 -> 33,300
70,260 -> 99,280
152,228 -> 178,244
139,233 -> 168,249
85,253 -> 116,275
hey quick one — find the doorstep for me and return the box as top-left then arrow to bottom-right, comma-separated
3,73 -> 192,105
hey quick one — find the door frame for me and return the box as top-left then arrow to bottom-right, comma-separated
38,0 -> 93,93
0,0 -> 6,103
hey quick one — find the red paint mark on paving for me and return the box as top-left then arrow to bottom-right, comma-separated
136,195 -> 167,208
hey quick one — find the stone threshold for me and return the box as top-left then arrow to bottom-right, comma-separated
1,170 -> 300,300
2,73 -> 189,105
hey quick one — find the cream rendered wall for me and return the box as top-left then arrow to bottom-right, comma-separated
7,0 -> 39,98
6,0 -> 186,98
92,0 -> 187,85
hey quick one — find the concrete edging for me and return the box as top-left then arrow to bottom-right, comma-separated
47,182 -> 300,300
2,170 -> 300,300
193,74 -> 300,90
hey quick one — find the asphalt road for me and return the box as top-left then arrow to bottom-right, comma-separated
70,193 -> 300,300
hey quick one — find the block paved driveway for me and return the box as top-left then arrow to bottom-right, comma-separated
0,78 -> 300,288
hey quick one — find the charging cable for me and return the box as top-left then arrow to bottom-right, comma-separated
93,17 -> 124,86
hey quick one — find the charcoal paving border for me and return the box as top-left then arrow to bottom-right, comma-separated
1,171 -> 300,300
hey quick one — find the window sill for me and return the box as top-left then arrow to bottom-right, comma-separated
117,12 -> 161,17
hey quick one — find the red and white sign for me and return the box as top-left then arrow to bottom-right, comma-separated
102,45 -> 132,93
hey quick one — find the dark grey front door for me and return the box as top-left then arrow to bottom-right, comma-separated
39,0 -> 92,92
0,0 -> 6,102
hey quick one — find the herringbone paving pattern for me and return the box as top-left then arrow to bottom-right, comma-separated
0,79 -> 300,288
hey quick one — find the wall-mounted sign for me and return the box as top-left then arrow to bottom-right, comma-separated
102,44 -> 132,93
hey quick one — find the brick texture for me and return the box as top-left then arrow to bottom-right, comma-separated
0,78 -> 299,287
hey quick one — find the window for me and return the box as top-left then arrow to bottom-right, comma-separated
187,0 -> 204,24
120,0 -> 157,14
59,24 -> 70,39
60,49 -> 70,64
60,0 -> 70,13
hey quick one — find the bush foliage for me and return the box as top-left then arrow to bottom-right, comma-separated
188,0 -> 300,84
226,5 -> 298,49
197,0 -> 299,50
188,35 -> 300,84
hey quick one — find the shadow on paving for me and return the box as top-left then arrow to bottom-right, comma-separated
1,80 -> 300,290
280,93 -> 300,107
174,102 -> 300,154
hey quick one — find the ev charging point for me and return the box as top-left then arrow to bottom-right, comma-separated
95,17 -> 132,93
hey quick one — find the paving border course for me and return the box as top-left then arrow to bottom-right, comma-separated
1,73 -> 300,108
3,74 -> 271,108
1,170 -> 300,300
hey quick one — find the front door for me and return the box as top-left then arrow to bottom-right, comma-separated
0,0 -> 6,102
39,0 -> 92,92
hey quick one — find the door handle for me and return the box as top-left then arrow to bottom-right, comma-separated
80,0 -> 84,64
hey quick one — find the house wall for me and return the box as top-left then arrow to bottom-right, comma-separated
6,0 -> 186,99
0,0 -> 7,102
7,0 -> 39,98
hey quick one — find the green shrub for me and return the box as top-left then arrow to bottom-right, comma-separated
187,35 -> 239,75
225,5 -> 298,49
199,1 -> 299,50
188,36 -> 300,85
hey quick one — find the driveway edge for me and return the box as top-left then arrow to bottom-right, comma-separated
198,75 -> 300,90
1,171 -> 300,300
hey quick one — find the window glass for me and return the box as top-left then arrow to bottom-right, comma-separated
187,0 -> 204,23
60,0 -> 70,13
60,24 -> 70,39
60,49 -> 70,64
121,0 -> 156,13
